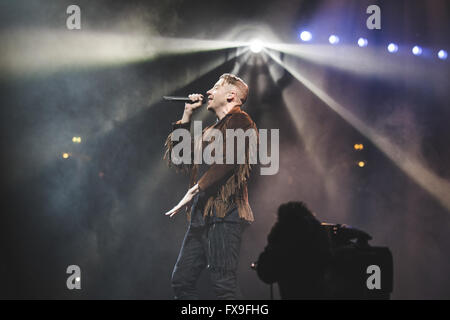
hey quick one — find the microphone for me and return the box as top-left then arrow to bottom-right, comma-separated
163,96 -> 205,103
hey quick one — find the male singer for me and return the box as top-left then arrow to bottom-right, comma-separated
164,73 -> 257,299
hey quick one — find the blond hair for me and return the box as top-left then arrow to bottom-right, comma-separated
219,73 -> 249,105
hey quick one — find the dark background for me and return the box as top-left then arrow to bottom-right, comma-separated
0,0 -> 449,299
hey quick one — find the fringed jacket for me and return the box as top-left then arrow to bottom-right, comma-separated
164,106 -> 257,222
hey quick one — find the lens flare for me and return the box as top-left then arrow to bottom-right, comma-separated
328,35 -> 340,45
357,38 -> 368,47
387,43 -> 398,53
438,49 -> 447,60
249,39 -> 263,53
300,31 -> 312,42
412,46 -> 422,56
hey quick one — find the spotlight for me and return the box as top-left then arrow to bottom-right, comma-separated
357,38 -> 368,47
62,153 -> 70,159
249,39 -> 263,53
300,31 -> 312,42
412,46 -> 422,56
387,43 -> 398,53
358,161 -> 366,168
438,49 -> 448,60
328,35 -> 340,45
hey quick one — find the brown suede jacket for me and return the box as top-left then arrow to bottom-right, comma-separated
164,106 -> 257,222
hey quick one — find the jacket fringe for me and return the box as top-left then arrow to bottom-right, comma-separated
203,150 -> 255,222
163,132 -> 192,174
164,109 -> 257,222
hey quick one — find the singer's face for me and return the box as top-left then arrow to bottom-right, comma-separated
206,79 -> 227,111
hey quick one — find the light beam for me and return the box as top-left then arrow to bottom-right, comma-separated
265,48 -> 450,211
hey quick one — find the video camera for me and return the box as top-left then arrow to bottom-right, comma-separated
321,223 -> 393,299
253,223 -> 393,299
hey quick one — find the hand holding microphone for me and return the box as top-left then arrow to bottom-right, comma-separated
184,93 -> 204,113
170,93 -> 204,123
